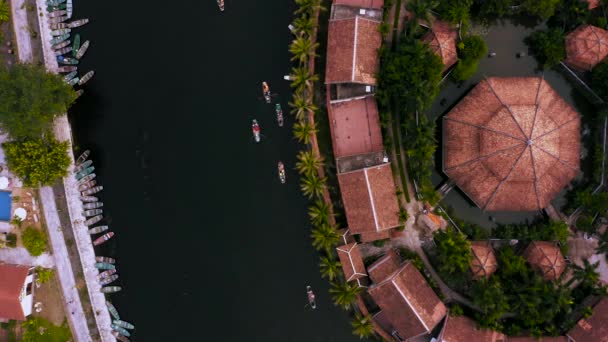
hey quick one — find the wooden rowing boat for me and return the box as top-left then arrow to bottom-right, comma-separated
76,150 -> 90,164
93,232 -> 114,246
87,225 -> 108,234
84,215 -> 102,226
101,286 -> 121,294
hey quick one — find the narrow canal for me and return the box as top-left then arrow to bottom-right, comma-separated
68,1 -> 354,341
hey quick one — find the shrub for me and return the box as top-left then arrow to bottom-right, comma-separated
3,137 -> 70,187
434,227 -> 472,275
22,227 -> 47,257
6,233 -> 16,247
460,35 -> 488,61
525,29 -> 566,69
35,267 -> 53,284
452,58 -> 479,81
521,0 -> 561,20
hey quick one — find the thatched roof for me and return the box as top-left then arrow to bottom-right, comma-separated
422,20 -> 458,71
524,241 -> 567,281
565,25 -> 608,71
443,77 -> 580,211
470,241 -> 498,279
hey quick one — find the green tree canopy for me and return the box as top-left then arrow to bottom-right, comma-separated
22,227 -> 48,257
521,0 -> 561,19
3,137 -> 70,187
434,227 -> 472,275
0,64 -> 76,140
592,61 -> 608,100
525,29 -> 566,69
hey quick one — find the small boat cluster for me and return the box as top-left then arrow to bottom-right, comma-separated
75,150 -> 134,341
46,0 -> 94,90
217,0 -> 224,11
253,81 -> 286,184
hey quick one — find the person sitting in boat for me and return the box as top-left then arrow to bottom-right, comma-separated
263,82 -> 269,93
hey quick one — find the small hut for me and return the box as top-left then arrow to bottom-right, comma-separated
524,241 -> 567,281
422,20 -> 458,72
470,241 -> 498,279
565,25 -> 608,71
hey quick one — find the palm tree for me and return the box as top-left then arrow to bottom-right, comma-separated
290,66 -> 319,93
0,0 -> 9,23
351,313 -> 375,339
570,259 -> 600,288
319,255 -> 342,281
289,34 -> 319,65
300,172 -> 327,199
329,281 -> 362,310
406,0 -> 438,35
311,223 -> 340,254
295,0 -> 326,16
293,15 -> 314,36
293,121 -> 317,145
288,92 -> 317,121
308,199 -> 331,226
296,150 -> 323,176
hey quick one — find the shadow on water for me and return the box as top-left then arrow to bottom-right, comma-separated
429,18 -> 596,229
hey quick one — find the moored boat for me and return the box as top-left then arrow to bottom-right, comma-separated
262,81 -> 271,103
83,215 -> 102,226
46,3 -> 66,11
101,286 -> 122,294
48,9 -> 66,17
83,209 -> 103,217
93,232 -> 114,246
278,161 -> 286,184
75,40 -> 89,59
81,186 -> 103,196
48,15 -> 68,24
50,22 -> 68,30
52,39 -> 69,50
111,330 -> 130,342
74,159 -> 92,172
306,285 -> 316,309
72,33 -> 80,57
80,195 -> 98,202
76,89 -> 84,98
50,33 -> 69,45
46,0 -> 66,6
78,71 -> 94,85
75,166 -> 94,180
58,56 -> 78,65
54,46 -> 72,56
97,269 -> 116,280
77,173 -> 96,184
100,274 -> 118,286
63,70 -> 77,82
252,119 -> 261,143
66,0 -> 72,18
78,180 -> 96,192
94,262 -> 115,270
57,66 -> 77,73
83,201 -> 103,209
111,324 -> 130,336
66,18 -> 88,28
50,28 -> 71,36
67,77 -> 79,86
217,0 -> 224,11
76,149 -> 90,164
88,225 -> 108,234
96,256 -> 115,264
106,301 -> 120,320
113,320 -> 135,330
275,103 -> 283,127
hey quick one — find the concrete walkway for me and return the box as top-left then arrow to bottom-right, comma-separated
9,0 -> 33,62
0,247 -> 54,268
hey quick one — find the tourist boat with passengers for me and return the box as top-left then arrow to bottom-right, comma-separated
63,70 -> 77,82
82,186 -> 103,196
111,324 -> 130,337
50,33 -> 69,45
74,160 -> 92,172
100,274 -> 119,286
101,286 -> 122,294
112,330 -> 130,342
48,10 -> 66,17
57,66 -> 77,73
278,162 -> 286,184
252,119 -> 261,143
276,103 -> 283,127
107,301 -> 120,320
96,256 -> 115,264
88,225 -> 108,235
83,209 -> 103,217
83,201 -> 103,210
54,47 -> 72,56
78,180 -> 96,192
94,262 -> 115,270
75,166 -> 94,180
76,150 -> 90,164
262,81 -> 271,103
67,18 -> 88,28
84,215 -> 102,226
78,173 -> 95,184
52,39 -> 69,50
217,0 -> 224,11
58,56 -> 78,65
113,320 -> 135,330
80,195 -> 98,202
306,286 -> 316,309
93,232 -> 114,246
76,40 -> 90,59
79,71 -> 94,85
97,269 -> 116,280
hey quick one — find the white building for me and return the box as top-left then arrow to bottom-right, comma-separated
0,263 -> 34,321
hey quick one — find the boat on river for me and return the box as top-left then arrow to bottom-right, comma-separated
88,225 -> 108,234
106,301 -> 120,320
74,159 -> 92,172
112,331 -> 130,342
76,150 -> 90,164
46,0 -> 66,6
79,71 -> 94,85
252,119 -> 260,143
82,186 -> 103,196
76,89 -> 84,98
66,0 -> 72,18
96,256 -> 115,264
111,324 -> 130,336
52,39 -> 69,49
217,0 -> 224,11
67,18 -> 88,28
75,166 -> 94,180
54,46 -> 72,56
50,28 -> 70,36
58,56 -> 78,65
49,15 -> 68,24
83,209 -> 103,217
57,66 -> 77,73
94,262 -> 115,270
75,40 -> 89,59
306,286 -> 316,309
71,33 -> 80,56
278,161 -> 286,184
84,215 -> 102,226
63,70 -> 77,82
47,3 -> 66,11
93,232 -> 114,246
262,81 -> 271,103
50,22 -> 68,30
80,195 -> 98,202
97,269 -> 116,280
48,10 -> 66,17
83,201 -> 103,209
77,173 -> 95,184
100,274 -> 118,286
275,103 -> 283,127
67,77 -> 79,86
78,180 -> 96,192
113,320 -> 134,330
101,286 -> 121,294
50,33 -> 69,45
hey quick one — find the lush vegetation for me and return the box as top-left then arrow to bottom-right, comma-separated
6,232 -> 16,247
0,0 -> 9,24
402,116 -> 440,204
452,35 -> 487,81
22,226 -> 48,257
493,220 -> 570,245
351,313 -> 375,339
434,227 -> 472,275
525,29 -> 566,69
0,64 -> 76,140
35,267 -> 54,284
21,317 -> 72,342
592,61 -> 608,100
3,137 -> 70,187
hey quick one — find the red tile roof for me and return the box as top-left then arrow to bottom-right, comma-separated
368,262 -> 447,340
329,97 -> 384,158
507,337 -> 568,342
337,243 -> 368,281
567,298 -> 608,342
443,77 -> 580,211
470,241 -> 498,279
439,315 -> 505,342
337,228 -> 356,245
334,0 -> 384,9
565,25 -> 608,71
326,16 -> 382,85
0,264 -> 29,321
359,229 -> 391,242
367,249 -> 400,283
422,20 -> 458,71
586,0 -> 600,9
524,241 -> 567,281
338,163 -> 400,235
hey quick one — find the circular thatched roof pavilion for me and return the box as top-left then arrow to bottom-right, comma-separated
443,77 -> 580,212
565,25 -> 608,71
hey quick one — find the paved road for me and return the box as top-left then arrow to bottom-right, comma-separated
0,247 -> 54,268
9,0 -> 33,62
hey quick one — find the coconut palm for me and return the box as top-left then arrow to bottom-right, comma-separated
289,34 -> 319,65
301,173 -> 327,199
308,199 -> 331,226
571,259 -> 600,288
293,121 -> 317,145
288,92 -> 317,121
296,150 -> 323,176
351,313 -> 375,339
290,66 -> 319,93
295,0 -> 326,16
406,0 -> 438,35
329,280 -> 362,310
293,15 -> 314,36
311,223 -> 340,254
0,0 -> 9,23
320,255 -> 342,281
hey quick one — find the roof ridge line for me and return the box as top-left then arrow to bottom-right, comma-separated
531,145 -> 579,172
532,117 -> 579,141
483,145 -> 528,210
529,145 -> 542,210
529,77 -> 544,139
484,77 -> 529,139
444,143 -> 525,172
444,117 -> 527,142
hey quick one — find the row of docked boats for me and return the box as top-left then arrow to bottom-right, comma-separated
75,150 -> 134,341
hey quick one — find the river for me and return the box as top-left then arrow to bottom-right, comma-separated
68,1 -> 355,341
